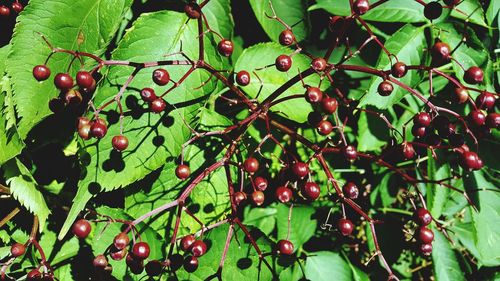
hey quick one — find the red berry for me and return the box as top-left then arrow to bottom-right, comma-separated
132,242 -> 150,260
145,260 -> 163,277
317,120 -> 333,136
418,227 -> 434,244
277,239 -> 294,255
486,113 -> 500,129
64,89 -> 82,107
321,97 -> 338,114
11,2 -> 23,13
460,151 -> 482,170
401,142 -> 415,159
180,235 -> 196,252
93,254 -> 108,268
338,218 -> 354,236
276,186 -> 293,203
112,135 -> 129,151
114,232 -> 130,250
78,117 -> 91,128
353,0 -> 370,15
302,182 -> 320,200
234,191 -> 247,206
254,176 -> 268,191
453,87 -> 469,104
175,164 -> 190,180
306,87 -> 323,103
415,208 -> 433,226
150,98 -> 167,113
90,119 -> 108,139
10,242 -> 26,257
391,62 -> 407,78
475,93 -> 496,110
27,269 -> 42,281
236,70 -> 251,86
411,125 -> 427,138
33,65 -> 51,81
292,162 -> 309,178
183,256 -> 199,273
468,110 -> 486,126
424,1 -> 443,20
420,243 -> 433,256
126,254 -> 145,274
243,157 -> 260,174
72,219 -> 91,238
464,66 -> 484,84
343,182 -> 359,199
140,88 -> 157,103
311,58 -> 327,72
218,39 -> 234,57
110,247 -> 127,261
252,191 -> 265,206
279,30 -> 295,46
414,112 -> 432,127
343,145 -> 357,161
0,6 -> 10,17
152,68 -> 170,86
167,254 -> 183,271
431,42 -> 451,63
54,73 -> 74,90
76,71 -> 94,89
377,81 -> 393,96
190,240 -> 207,257
78,124 -> 92,140
275,55 -> 292,72
184,2 -> 201,19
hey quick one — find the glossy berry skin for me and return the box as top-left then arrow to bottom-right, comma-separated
468,110 -> 486,126
343,182 -> 359,199
10,242 -> 26,257
431,42 -> 451,63
11,2 -> 23,13
252,191 -> 265,206
27,269 -> 42,281
415,208 -> 433,226
464,66 -> 484,84
279,30 -> 295,46
0,6 -> 10,17
78,117 -> 91,129
413,112 -> 432,127
401,142 -> 415,159
180,235 -> 196,252
112,135 -> 129,151
145,260 -> 163,277
150,98 -> 167,113
76,71 -> 94,89
153,69 -> 170,86
292,162 -> 309,178
424,1 -> 442,20
475,93 -> 496,110
78,124 -> 92,140
236,70 -> 250,86
140,88 -> 157,103
234,191 -> 247,206
353,0 -> 370,15
218,39 -> 234,57
391,62 -> 407,78
33,65 -> 51,81
254,176 -> 268,191
64,89 -> 82,106
453,87 -> 469,103
114,232 -> 130,250
338,218 -> 354,236
90,119 -> 108,139
183,256 -> 199,273
317,120 -> 333,136
184,2 -> 201,19
72,219 -> 91,238
93,255 -> 108,268
243,157 -> 260,174
54,73 -> 74,90
411,125 -> 427,138
306,87 -> 323,103
277,240 -> 294,255
321,97 -> 338,114
420,243 -> 433,256
343,145 -> 357,161
460,151 -> 482,170
311,58 -> 327,72
276,186 -> 293,203
486,113 -> 500,129
302,182 -> 320,200
132,242 -> 150,260
418,227 -> 434,244
175,164 -> 190,180
190,240 -> 207,257
110,247 -> 127,261
275,55 -> 292,72
377,81 -> 393,96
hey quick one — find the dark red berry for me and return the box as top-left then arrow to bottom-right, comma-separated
254,176 -> 268,191
279,30 -> 295,46
306,87 -> 323,103
54,73 -> 74,90
411,125 -> 427,138
275,55 -> 292,72
150,98 -> 167,113
401,142 -> 415,159
431,42 -> 451,63
10,243 -> 26,257
486,113 -> 500,129
243,157 -> 260,174
234,191 -> 247,206
414,112 -> 432,127
391,62 -> 407,78
475,93 -> 496,110
460,151 -> 481,170
418,227 -> 434,244
277,240 -> 294,255
78,124 -> 92,140
114,232 -> 130,250
252,191 -> 265,206
175,164 -> 190,180
145,260 -> 163,277
317,120 -> 333,136
183,256 -> 199,273
112,135 -> 129,151
292,162 -> 309,178
167,254 -> 183,271
72,219 -> 91,238
311,58 -> 327,72
415,208 -> 433,226
181,235 -> 196,252
276,186 -> 293,203
464,66 -> 484,84
76,71 -> 94,89
338,218 -> 354,236
321,97 -> 338,114
343,182 -> 359,199
64,89 -> 82,107
78,116 -> 91,128
27,269 -> 42,281
132,242 -> 150,260
93,255 -> 108,268
302,182 -> 320,200
140,88 -> 157,103
453,88 -> 469,103
353,0 -> 370,15
33,65 -> 51,81
184,2 -> 201,19
468,110 -> 486,126
126,254 -> 144,274
90,119 -> 108,139
218,39 -> 234,57
377,81 -> 393,96
110,247 -> 127,261
343,145 -> 357,161
236,70 -> 251,86
424,1 -> 442,20
153,69 -> 170,86
11,2 -> 23,13
420,243 -> 433,256
191,240 -> 207,257
0,6 -> 10,17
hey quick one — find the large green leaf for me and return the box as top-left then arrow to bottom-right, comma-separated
426,155 -> 449,220
6,0 -> 133,138
305,251 -> 368,281
450,0 -> 487,27
277,204 -> 317,253
359,24 -> 427,109
432,230 -> 466,281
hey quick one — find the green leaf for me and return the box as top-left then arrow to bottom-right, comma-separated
243,206 -> 277,236
359,24 -> 427,109
249,0 -> 309,42
310,0 -> 426,22
38,230 -> 79,265
432,230 -> 466,281
305,251 -> 363,281
6,0 -> 134,138
203,0 -> 234,40
0,77 -> 24,165
485,0 -> 500,26
426,154 -> 449,220
277,204 -> 316,252
234,42 -> 322,123
357,110 -> 389,152
4,158 -> 50,231
450,0 -> 487,27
